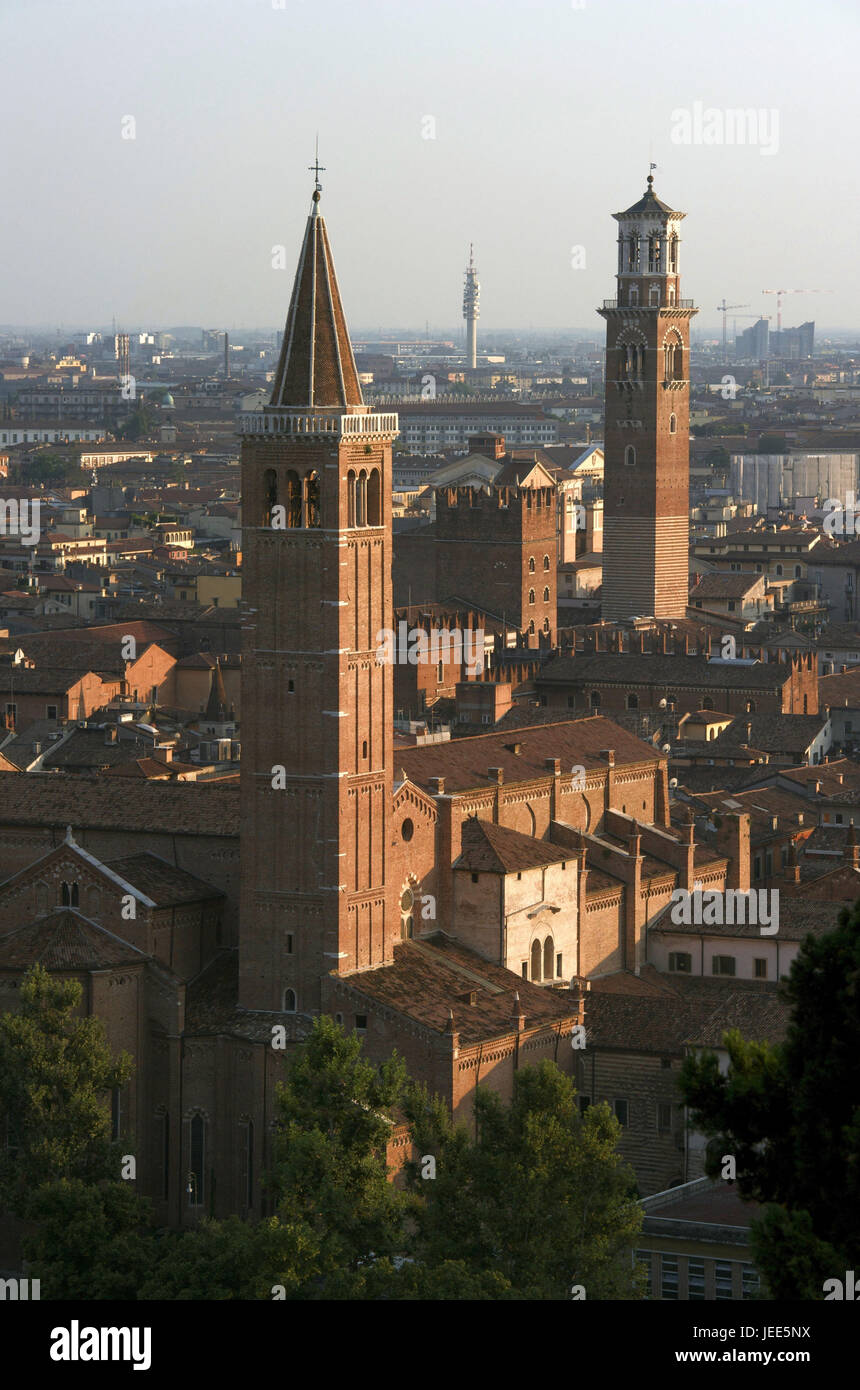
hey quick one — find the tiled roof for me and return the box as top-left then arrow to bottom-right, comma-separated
343,933 -> 579,1046
690,573 -> 763,599
105,852 -> 224,905
586,975 -> 789,1052
649,896 -> 842,940
713,714 -> 827,754
398,715 -> 659,794
0,772 -> 239,836
0,908 -> 146,970
455,818 -> 571,873
537,653 -> 788,691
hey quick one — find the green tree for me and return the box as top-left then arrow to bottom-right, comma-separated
138,1215 -> 319,1301
678,906 -> 860,1298
403,1061 -> 644,1299
0,965 -> 133,1216
266,1015 -> 411,1290
22,1178 -> 156,1300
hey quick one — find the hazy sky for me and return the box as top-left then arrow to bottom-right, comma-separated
2,0 -> 858,337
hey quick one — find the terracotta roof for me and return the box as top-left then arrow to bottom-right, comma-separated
455,818 -> 571,873
398,715 -> 659,794
105,852 -> 224,906
343,933 -> 579,1046
553,651 -> 792,692
690,573 -> 764,599
268,192 -> 363,410
586,976 -> 788,1053
0,908 -> 146,970
0,772 -> 239,836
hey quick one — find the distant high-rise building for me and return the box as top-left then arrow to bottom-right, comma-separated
463,245 -> 479,369
770,321 -> 815,359
599,173 -> 697,621
736,317 -> 770,359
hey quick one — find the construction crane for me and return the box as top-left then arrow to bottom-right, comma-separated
762,289 -> 829,334
716,301 -> 749,362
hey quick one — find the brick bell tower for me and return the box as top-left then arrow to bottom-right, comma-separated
598,172 -> 697,621
238,169 -> 399,1015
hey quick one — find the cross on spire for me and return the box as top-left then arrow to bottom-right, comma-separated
308,137 -> 325,197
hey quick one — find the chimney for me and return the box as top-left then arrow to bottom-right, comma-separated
488,767 -> 504,784
511,992 -> 526,1033
429,776 -> 445,795
545,758 -> 560,774
601,749 -> 615,767
104,725 -> 117,745
785,842 -> 801,885
847,821 -> 860,870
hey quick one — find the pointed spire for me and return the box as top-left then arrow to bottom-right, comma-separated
205,657 -> 228,722
269,170 -> 363,412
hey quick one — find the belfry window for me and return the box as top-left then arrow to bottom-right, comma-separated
625,445 -> 636,468
367,468 -> 381,526
347,470 -> 356,527
286,471 -> 302,528
305,471 -> 321,528
262,469 -> 277,526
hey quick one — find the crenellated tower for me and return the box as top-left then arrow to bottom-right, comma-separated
238,173 -> 399,1015
598,173 -> 697,621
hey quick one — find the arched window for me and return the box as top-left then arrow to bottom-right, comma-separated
543,617 -> 550,632
305,471 -> 321,528
528,588 -> 535,605
702,696 -> 714,711
347,469 -> 356,527
543,937 -> 554,981
776,564 -> 783,577
543,554 -> 550,571
286,470 -> 302,528
795,565 -> 801,578
669,234 -> 678,272
188,1113 -> 205,1207
669,413 -> 677,434
367,468 -> 381,526
530,939 -> 542,982
61,881 -> 79,907
437,660 -> 444,683
283,988 -> 296,1012
400,887 -> 414,940
629,286 -> 639,306
361,739 -> 367,759
625,445 -> 636,468
543,587 -> 550,602
590,690 -> 601,708
240,1119 -> 254,1210
356,470 -> 367,526
262,469 -> 277,526
627,693 -> 639,710
649,285 -> 660,307
528,556 -> 535,573
528,619 -> 535,635
746,701 -> 756,714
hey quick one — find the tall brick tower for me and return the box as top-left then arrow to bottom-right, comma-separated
598,173 -> 697,621
238,172 -> 399,1014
